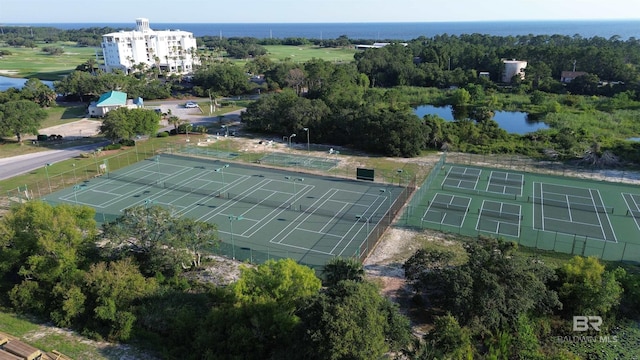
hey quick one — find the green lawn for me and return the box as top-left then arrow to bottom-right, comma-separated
41,105 -> 88,128
0,41 -> 98,80
263,45 -> 356,63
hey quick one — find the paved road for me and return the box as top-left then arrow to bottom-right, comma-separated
0,105 -> 245,182
0,142 -> 109,181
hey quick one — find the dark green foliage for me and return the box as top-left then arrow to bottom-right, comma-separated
42,46 -> 64,55
422,314 -> 474,360
293,281 -> 412,360
99,107 -> 160,143
192,62 -> 251,96
0,100 -> 48,142
119,139 -> 135,146
404,237 -> 561,334
322,257 -> 365,287
103,143 -> 122,150
101,205 -> 218,278
554,256 -> 625,321
157,131 -> 170,137
0,201 -> 97,323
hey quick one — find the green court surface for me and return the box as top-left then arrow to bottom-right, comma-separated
43,154 -> 404,269
404,163 -> 640,262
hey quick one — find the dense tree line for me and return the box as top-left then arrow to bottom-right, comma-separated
0,78 -> 53,143
0,202 -> 411,359
402,237 -> 638,359
54,70 -> 172,101
0,26 -> 127,47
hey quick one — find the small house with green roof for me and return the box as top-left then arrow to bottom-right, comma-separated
88,90 -> 138,117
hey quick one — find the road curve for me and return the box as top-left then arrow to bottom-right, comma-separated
0,143 -> 107,181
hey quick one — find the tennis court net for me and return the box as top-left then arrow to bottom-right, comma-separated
479,208 -> 522,221
490,177 -> 524,186
108,173 -> 161,187
429,201 -> 469,213
528,196 -> 614,214
626,209 -> 640,218
447,171 -> 479,180
224,194 -> 370,221
163,180 -> 220,198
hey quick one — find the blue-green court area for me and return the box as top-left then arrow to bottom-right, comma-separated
44,154 -> 404,268
405,164 -> 640,262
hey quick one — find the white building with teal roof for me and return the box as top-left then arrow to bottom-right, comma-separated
88,90 -> 138,117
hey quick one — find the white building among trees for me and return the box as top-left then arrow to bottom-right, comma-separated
502,59 -> 527,83
101,18 -> 198,75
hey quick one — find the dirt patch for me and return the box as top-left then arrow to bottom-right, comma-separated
34,119 -> 102,140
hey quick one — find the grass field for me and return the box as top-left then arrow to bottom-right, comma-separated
263,45 -> 357,63
0,42 -> 356,80
0,41 -> 99,80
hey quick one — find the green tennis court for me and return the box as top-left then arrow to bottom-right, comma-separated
404,161 -> 640,262
43,154 -> 405,269
259,152 -> 340,171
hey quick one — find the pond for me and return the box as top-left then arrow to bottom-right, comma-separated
0,75 -> 54,91
414,105 -> 549,135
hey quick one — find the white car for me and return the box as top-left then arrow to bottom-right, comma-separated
185,101 -> 198,108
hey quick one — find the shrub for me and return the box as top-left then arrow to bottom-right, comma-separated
104,143 -> 122,150
157,131 -> 170,137
120,139 -> 135,146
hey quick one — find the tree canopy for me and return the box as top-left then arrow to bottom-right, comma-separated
99,107 -> 160,143
0,100 -> 48,143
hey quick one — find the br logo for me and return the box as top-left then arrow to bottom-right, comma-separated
573,316 -> 602,332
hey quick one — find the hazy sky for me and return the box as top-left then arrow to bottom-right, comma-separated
3,0 -> 640,23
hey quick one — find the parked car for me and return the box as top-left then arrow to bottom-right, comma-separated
185,101 -> 198,108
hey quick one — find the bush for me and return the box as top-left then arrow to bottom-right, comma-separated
104,143 -> 122,150
157,131 -> 170,137
120,139 -> 135,146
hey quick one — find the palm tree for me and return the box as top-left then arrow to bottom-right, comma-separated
168,115 -> 184,132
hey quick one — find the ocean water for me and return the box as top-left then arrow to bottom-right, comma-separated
8,20 -> 640,40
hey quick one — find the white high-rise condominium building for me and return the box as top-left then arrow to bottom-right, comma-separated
101,18 -> 198,74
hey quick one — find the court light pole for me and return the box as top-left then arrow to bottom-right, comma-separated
73,185 -> 81,205
215,164 -> 229,187
228,215 -> 244,260
289,133 -> 296,149
303,127 -> 309,152
72,163 -> 77,183
284,176 -> 304,195
355,214 -> 370,235
155,155 -> 161,184
44,163 -> 52,193
396,169 -> 404,186
380,188 -> 391,222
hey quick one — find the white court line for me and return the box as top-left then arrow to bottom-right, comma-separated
622,193 -> 640,232
592,189 -> 617,243
564,195 -> 574,222
297,227 -> 342,238
270,189 -> 340,245
196,178 -> 275,222
241,185 -> 315,237
335,195 -> 386,256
